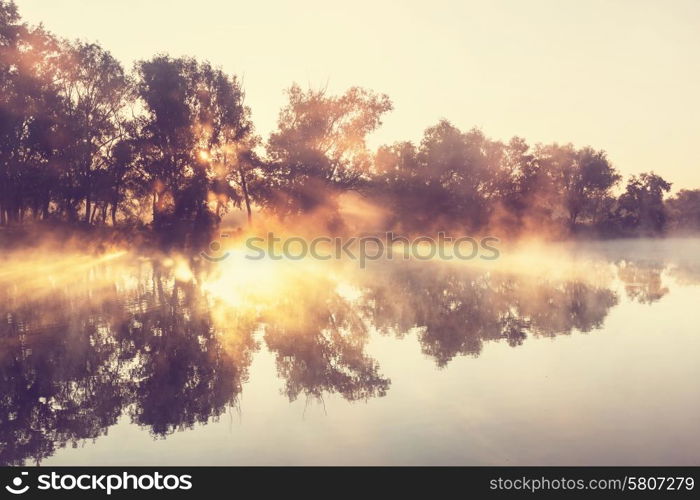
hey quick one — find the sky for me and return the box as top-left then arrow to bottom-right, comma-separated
14,0 -> 700,190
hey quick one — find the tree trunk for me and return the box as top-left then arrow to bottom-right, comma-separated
152,192 -> 158,223
239,166 -> 252,226
85,195 -> 92,224
568,210 -> 579,231
90,203 -> 99,225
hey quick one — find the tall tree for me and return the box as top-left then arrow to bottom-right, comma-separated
535,143 -> 620,230
372,121 -> 506,232
134,56 -> 252,237
616,172 -> 672,234
265,84 -> 392,215
666,189 -> 700,233
0,1 -> 63,224
55,41 -> 131,223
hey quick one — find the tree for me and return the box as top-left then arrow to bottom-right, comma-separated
104,126 -> 148,225
571,147 -> 620,227
497,137 -> 553,232
265,84 -> 392,216
666,189 -> 700,233
535,144 -> 620,230
54,41 -> 131,223
372,121 -> 507,233
0,2 -> 63,224
372,141 -> 426,231
616,172 -> 672,235
134,56 -> 251,241
418,121 -> 503,230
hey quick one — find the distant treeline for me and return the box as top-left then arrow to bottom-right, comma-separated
1,1 -> 699,246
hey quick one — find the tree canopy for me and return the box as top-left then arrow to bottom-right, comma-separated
1,0 -> 698,245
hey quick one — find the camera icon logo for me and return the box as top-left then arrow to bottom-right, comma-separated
5,471 -> 29,495
200,232 -> 231,262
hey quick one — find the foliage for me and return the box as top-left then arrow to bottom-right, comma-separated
0,1 -> 695,242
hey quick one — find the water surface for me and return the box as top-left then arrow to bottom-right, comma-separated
1,239 -> 699,465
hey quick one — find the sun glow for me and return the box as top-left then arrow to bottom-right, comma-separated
201,247 -> 339,309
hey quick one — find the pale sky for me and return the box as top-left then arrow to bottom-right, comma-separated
15,0 -> 700,190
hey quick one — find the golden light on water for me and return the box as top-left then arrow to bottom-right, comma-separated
2,0 -> 699,468
0,236 -> 682,348
0,237 -> 616,317
1,237 -> 699,465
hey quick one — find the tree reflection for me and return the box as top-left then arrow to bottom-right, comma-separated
360,264 -> 617,367
0,275 -> 127,465
617,260 -> 669,304
115,280 -> 257,436
0,255 -> 674,464
263,279 -> 389,402
0,262 -> 256,463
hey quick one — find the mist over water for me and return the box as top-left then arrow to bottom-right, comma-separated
2,0 -> 700,472
1,238 -> 698,465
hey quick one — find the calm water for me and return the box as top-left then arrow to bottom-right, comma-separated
1,239 -> 699,465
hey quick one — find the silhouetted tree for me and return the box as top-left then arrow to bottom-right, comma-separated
372,121 -> 506,233
495,137 -> 553,233
666,189 -> 700,233
55,41 -> 131,223
134,55 -> 251,245
615,172 -> 672,235
0,1 -> 697,239
535,144 -> 620,230
265,84 -> 392,219
0,2 -> 63,224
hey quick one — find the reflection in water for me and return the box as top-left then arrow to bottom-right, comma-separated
0,242 -> 698,465
362,264 -> 617,366
617,261 -> 668,304
264,287 -> 389,402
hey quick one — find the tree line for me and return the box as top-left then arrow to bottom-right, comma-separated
1,0 -> 699,246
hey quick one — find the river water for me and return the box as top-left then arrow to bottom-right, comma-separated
1,239 -> 698,465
